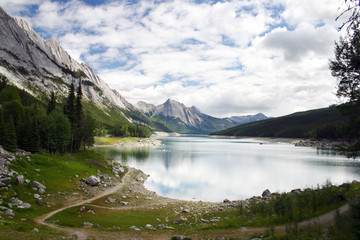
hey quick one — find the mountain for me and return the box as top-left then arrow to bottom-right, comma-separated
0,7 -> 148,128
226,113 -> 269,125
211,107 -> 347,139
136,99 -> 233,134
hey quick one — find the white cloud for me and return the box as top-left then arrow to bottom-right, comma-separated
2,0 -> 346,117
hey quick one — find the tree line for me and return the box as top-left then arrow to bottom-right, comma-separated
0,75 -> 94,153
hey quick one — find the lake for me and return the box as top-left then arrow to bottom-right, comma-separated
94,136 -> 360,202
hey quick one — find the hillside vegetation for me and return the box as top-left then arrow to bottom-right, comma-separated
211,107 -> 347,139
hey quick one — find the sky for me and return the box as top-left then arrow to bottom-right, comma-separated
0,0 -> 350,117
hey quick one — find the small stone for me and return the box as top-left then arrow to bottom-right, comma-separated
16,175 -> 24,184
18,203 -> 31,209
34,194 -> 40,199
5,209 -> 14,217
33,228 -> 39,232
200,218 -> 209,223
79,206 -> 86,212
129,226 -> 141,231
145,224 -> 155,230
37,198 -> 43,205
0,178 -> 11,185
25,179 -> 30,184
83,222 -> 93,227
38,188 -> 46,194
172,236 -> 188,240
120,201 -> 129,206
35,169 -> 40,172
223,199 -> 230,203
107,197 -> 116,203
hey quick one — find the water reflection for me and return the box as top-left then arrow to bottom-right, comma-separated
94,136 -> 360,202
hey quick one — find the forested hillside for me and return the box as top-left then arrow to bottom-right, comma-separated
211,107 -> 348,139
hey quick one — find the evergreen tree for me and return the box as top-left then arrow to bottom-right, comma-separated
75,80 -> 83,126
0,109 -> 4,146
64,82 -> 76,124
3,116 -> 17,152
47,91 -> 56,114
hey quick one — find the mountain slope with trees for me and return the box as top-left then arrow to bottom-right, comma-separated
211,107 -> 347,139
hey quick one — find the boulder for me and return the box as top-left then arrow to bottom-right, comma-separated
32,181 -> 46,190
85,176 -> 100,186
5,209 -> 14,217
262,189 -> 271,199
106,197 -> 116,203
0,177 -> 11,185
129,226 -> 141,231
223,199 -> 230,203
16,175 -> 24,184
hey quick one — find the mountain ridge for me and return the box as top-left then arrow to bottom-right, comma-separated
135,99 -> 268,134
0,7 -> 134,115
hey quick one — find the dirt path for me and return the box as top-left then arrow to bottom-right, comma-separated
34,167 -> 351,240
34,168 -> 135,240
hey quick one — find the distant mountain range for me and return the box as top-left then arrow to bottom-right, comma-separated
136,99 -> 269,134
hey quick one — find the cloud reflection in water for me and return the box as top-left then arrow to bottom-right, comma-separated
95,137 -> 360,202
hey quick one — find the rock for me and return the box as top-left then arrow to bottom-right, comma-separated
37,198 -> 43,205
223,198 -> 230,203
11,197 -> 23,206
145,224 -> 155,230
25,179 -> 30,184
38,188 -> 46,194
352,180 -> 359,184
79,206 -> 86,212
16,175 -> 24,184
171,236 -> 188,240
107,197 -> 116,203
129,226 -> 141,231
33,228 -> 39,232
210,217 -> 221,222
18,203 -> 31,209
173,216 -> 188,224
291,188 -> 301,196
0,182 -> 6,188
5,209 -> 14,217
165,226 -> 175,230
83,222 -> 93,227
262,189 -> 271,199
200,218 -> 209,223
0,177 -> 11,185
156,224 -> 167,229
32,181 -> 46,190
34,194 -> 40,199
34,169 -> 40,172
85,176 -> 100,186
120,201 -> 129,206
145,197 -> 152,200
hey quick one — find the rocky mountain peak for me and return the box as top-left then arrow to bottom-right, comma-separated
0,7 -> 132,112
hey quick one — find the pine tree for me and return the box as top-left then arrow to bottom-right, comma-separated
75,80 -> 83,126
3,116 -> 17,152
47,91 -> 56,114
64,82 -> 75,124
0,109 -> 4,146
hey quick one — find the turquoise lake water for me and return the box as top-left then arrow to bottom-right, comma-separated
95,136 -> 360,202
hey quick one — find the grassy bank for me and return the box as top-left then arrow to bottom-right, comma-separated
0,150 -> 126,239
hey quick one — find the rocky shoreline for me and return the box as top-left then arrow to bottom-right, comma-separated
94,137 -> 162,148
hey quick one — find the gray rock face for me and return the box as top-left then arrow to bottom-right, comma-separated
85,176 -> 100,186
0,7 -> 138,120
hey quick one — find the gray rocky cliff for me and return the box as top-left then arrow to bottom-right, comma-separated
0,7 -> 133,111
